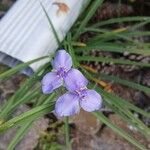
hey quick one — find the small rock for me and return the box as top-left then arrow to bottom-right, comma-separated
71,109 -> 102,135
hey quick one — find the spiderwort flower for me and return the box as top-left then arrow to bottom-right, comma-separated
55,69 -> 102,117
41,50 -> 102,117
42,50 -> 72,94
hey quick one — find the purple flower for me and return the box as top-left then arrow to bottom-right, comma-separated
55,69 -> 102,117
41,50 -> 102,117
41,50 -> 72,94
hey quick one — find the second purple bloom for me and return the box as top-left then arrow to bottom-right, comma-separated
55,69 -> 102,117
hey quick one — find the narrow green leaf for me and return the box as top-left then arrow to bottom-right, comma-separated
7,122 -> 33,150
78,56 -> 150,67
93,83 -> 150,138
66,33 -> 79,67
92,16 -> 150,27
81,68 -> 150,138
95,73 -> 150,94
0,56 -> 48,80
73,0 -> 104,39
101,94 -> 150,138
7,93 -> 56,149
81,68 -> 150,118
0,63 -> 49,119
76,42 -> 150,56
40,2 -> 61,46
0,103 -> 54,132
0,87 -> 40,118
93,112 -> 147,150
88,30 -> 150,43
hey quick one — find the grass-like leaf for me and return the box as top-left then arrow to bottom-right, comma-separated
0,56 -> 49,80
7,122 -> 33,150
81,69 -> 150,137
40,2 -> 61,46
0,63 -> 50,119
78,56 -> 150,67
0,103 -> 54,132
73,0 -> 104,40
93,112 -> 147,150
76,42 -> 150,56
7,93 -> 56,149
92,16 -> 150,27
92,72 -> 150,94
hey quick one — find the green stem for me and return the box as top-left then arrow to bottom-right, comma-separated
65,117 -> 71,150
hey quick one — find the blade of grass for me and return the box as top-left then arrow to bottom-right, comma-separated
0,103 -> 54,132
82,64 -> 150,94
0,63 -> 50,120
75,42 -> 150,56
7,92 -> 56,149
65,117 -> 72,150
73,0 -> 104,40
7,121 -> 33,150
40,2 -> 61,46
93,112 -> 147,150
85,21 -> 150,46
79,21 -> 150,56
0,86 -> 41,120
101,31 -> 150,42
66,33 -> 79,67
84,20 -> 149,35
102,88 -> 150,118
0,87 -> 41,119
93,72 -> 150,94
0,56 -> 49,80
92,16 -> 150,27
81,68 -> 150,138
100,93 -> 150,138
93,82 -> 150,138
88,30 -> 150,43
81,67 -> 150,118
78,56 -> 150,67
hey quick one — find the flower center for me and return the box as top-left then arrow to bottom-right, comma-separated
57,67 -> 67,78
75,87 -> 87,100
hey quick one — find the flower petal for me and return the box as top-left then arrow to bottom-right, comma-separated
64,69 -> 88,92
41,72 -> 63,94
80,90 -> 102,112
52,50 -> 72,71
55,93 -> 80,117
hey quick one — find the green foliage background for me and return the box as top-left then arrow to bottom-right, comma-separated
0,1 -> 150,150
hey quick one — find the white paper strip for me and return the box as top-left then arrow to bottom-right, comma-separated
0,0 -> 87,75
